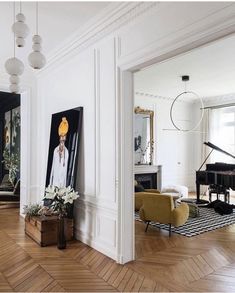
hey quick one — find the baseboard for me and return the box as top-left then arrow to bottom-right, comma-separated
74,227 -> 118,262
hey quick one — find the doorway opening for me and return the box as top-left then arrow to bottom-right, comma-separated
0,91 -> 21,211
120,33 -> 235,264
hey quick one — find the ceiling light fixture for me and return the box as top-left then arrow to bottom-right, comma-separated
169,75 -> 204,132
28,2 -> 46,69
12,1 -> 29,48
5,2 -> 24,94
5,1 -> 46,93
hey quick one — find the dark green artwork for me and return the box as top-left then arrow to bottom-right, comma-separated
3,106 -> 20,183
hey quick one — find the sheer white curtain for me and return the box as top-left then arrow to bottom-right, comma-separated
199,108 -> 211,194
200,108 -> 211,164
210,106 -> 235,163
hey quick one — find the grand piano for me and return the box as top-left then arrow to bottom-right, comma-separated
196,142 -> 235,203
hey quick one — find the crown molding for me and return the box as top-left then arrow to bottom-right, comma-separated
136,91 -> 235,107
135,91 -> 194,104
203,93 -> 235,106
135,91 -> 173,101
118,3 -> 235,71
37,2 -> 157,75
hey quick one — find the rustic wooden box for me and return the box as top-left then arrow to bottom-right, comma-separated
25,216 -> 73,247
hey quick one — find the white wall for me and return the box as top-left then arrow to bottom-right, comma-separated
36,37 -> 118,260
135,94 -> 197,191
31,2 -> 235,262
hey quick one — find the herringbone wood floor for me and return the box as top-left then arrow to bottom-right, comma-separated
0,208 -> 235,292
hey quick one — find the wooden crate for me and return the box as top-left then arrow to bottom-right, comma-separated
25,216 -> 73,247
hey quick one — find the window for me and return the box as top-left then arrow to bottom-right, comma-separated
210,106 -> 235,163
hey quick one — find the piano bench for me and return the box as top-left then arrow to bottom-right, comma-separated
208,185 -> 230,203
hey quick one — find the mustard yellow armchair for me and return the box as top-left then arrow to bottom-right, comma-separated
139,194 -> 189,236
135,190 -> 160,211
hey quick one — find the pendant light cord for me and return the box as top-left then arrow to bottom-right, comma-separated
36,2 -> 38,35
20,1 -> 22,13
13,1 -> 15,57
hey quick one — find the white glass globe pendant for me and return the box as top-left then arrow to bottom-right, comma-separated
28,35 -> 46,69
12,9 -> 29,48
5,3 -> 24,94
28,3 -> 46,69
5,57 -> 24,94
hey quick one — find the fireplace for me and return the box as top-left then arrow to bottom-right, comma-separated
135,173 -> 157,189
134,165 -> 162,190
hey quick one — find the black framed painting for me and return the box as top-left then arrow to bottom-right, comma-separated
45,107 -> 83,189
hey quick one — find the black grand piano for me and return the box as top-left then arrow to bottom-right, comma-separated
196,142 -> 235,204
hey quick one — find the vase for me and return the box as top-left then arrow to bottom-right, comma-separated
57,216 -> 66,249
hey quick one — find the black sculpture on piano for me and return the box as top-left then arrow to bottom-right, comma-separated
196,142 -> 235,204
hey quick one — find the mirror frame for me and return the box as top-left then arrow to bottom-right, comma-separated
134,106 -> 154,165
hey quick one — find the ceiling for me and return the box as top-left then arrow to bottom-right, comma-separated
0,2 -> 110,76
134,34 -> 235,99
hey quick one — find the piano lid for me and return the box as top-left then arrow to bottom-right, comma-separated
204,142 -> 235,159
198,142 -> 235,171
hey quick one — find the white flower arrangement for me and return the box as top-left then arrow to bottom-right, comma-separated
44,186 -> 79,217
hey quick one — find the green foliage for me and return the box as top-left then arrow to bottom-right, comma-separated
2,148 -> 20,185
23,203 -> 42,217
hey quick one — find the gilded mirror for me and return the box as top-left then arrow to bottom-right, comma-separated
134,107 -> 154,165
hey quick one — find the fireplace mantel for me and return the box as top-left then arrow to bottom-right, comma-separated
134,165 -> 162,190
134,165 -> 160,174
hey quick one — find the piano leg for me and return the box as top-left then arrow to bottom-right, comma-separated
196,182 -> 200,202
196,182 -> 209,204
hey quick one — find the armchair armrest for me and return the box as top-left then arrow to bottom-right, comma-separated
171,203 -> 189,227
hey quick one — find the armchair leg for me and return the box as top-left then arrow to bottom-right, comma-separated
169,224 -> 172,237
145,221 -> 150,232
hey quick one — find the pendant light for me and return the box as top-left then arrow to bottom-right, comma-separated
169,75 -> 204,132
28,2 -> 46,69
12,2 -> 29,47
5,2 -> 24,94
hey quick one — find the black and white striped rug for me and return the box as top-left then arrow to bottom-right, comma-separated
135,208 -> 235,237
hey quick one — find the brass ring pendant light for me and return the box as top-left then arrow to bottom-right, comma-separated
170,75 -> 204,132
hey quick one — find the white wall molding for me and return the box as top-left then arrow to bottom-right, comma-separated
20,89 -> 31,214
74,227 -> 117,261
136,91 -> 172,101
94,48 -> 101,198
203,93 -> 235,106
135,91 -> 194,104
36,2 -> 157,75
74,198 -> 117,260
118,4 -> 235,70
76,196 -> 117,215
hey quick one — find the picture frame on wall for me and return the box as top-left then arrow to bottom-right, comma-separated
45,107 -> 83,190
4,110 -> 11,151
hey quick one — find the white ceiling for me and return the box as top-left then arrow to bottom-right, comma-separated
134,34 -> 235,99
0,2 -> 110,76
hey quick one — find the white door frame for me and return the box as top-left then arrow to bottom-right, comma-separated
0,83 -> 31,215
20,89 -> 31,214
117,28 -> 235,263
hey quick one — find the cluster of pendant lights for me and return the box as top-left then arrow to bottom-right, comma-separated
5,2 -> 46,93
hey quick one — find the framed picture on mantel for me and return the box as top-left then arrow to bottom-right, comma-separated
45,107 -> 83,190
